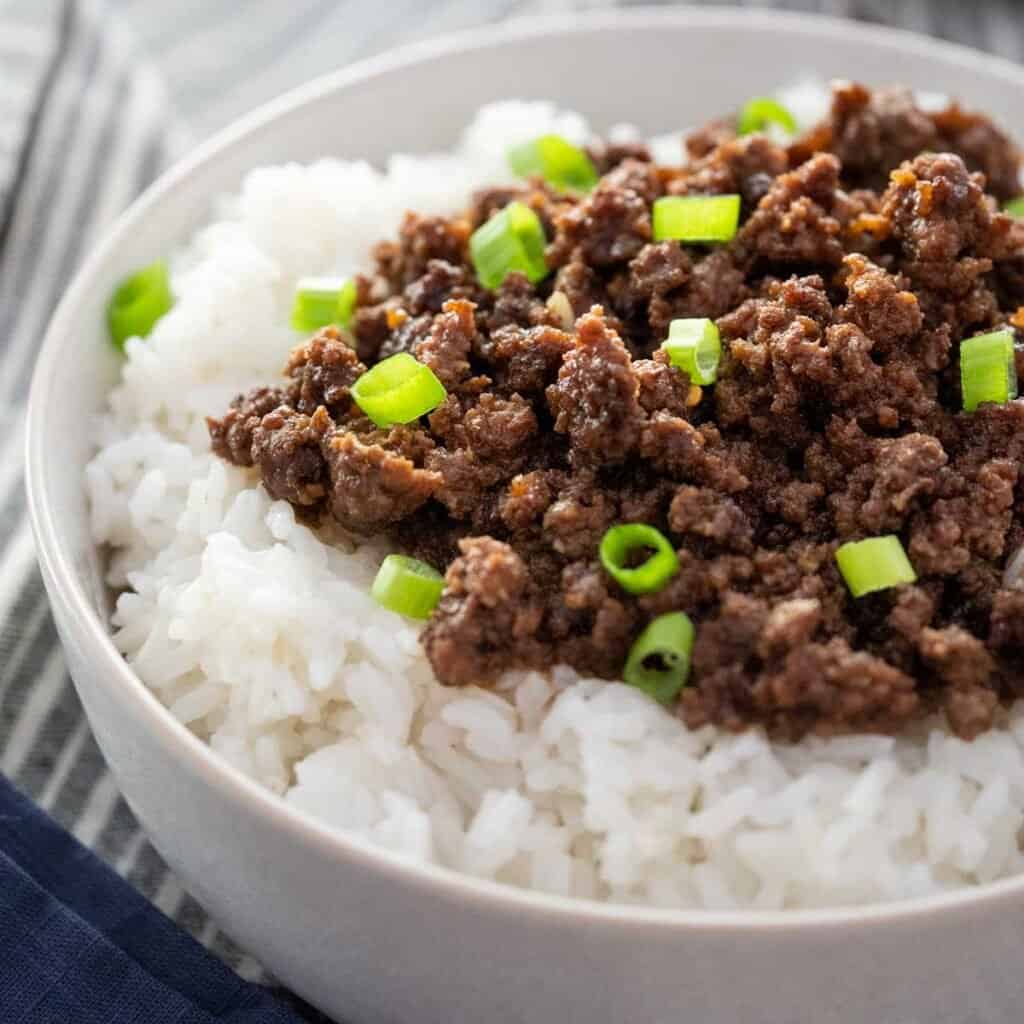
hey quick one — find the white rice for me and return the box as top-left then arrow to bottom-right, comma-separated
86,99 -> 1024,911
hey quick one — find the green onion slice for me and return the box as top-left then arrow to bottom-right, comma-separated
107,261 -> 174,350
662,318 -> 722,385
469,200 -> 549,290
351,353 -> 447,427
507,134 -> 599,192
960,328 -> 1017,412
599,523 -> 679,595
652,195 -> 741,244
835,536 -> 917,598
291,276 -> 357,333
737,96 -> 797,137
623,612 -> 695,704
1004,197 -> 1024,218
372,554 -> 444,619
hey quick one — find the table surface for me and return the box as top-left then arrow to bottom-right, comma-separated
1,0 -> 1023,1010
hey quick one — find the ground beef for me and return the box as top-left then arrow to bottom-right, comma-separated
837,254 -> 923,355
633,349 -> 694,417
669,133 -> 788,211
482,322 -> 573,394
857,434 -> 947,533
499,470 -> 558,532
553,260 -> 611,320
736,154 -> 847,267
321,432 -> 441,533
991,589 -> 1024,651
421,537 -> 546,686
374,212 -> 469,289
752,638 -> 920,739
919,625 -> 998,738
376,311 -> 434,362
546,308 -> 645,465
685,119 -> 736,161
462,393 -> 538,463
670,249 -> 751,324
669,485 -> 754,553
543,471 -> 617,558
286,327 -> 366,416
548,160 -> 656,267
623,242 -> 692,310
550,559 -> 638,678
251,406 -> 330,509
813,82 -> 940,193
211,81 -> 1024,742
403,259 -> 482,316
208,386 -> 285,466
794,81 -> 1021,202
413,298 -> 477,390
485,271 -> 552,332
585,138 -> 653,175
931,103 -> 1022,202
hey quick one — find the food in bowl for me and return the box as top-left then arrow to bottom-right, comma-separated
87,81 -> 1024,910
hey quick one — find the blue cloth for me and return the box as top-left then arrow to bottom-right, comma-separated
0,774 -> 313,1024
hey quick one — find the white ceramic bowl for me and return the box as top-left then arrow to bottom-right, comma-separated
26,9 -> 1024,1023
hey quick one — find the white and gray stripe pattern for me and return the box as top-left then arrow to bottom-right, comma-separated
0,2 -> 61,216
1,0 -> 1022,1007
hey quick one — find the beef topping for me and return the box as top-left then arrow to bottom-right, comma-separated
210,82 -> 1024,741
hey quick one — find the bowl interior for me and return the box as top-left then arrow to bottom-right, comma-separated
27,7 -> 1024,927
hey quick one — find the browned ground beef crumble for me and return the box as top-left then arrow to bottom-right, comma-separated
209,82 -> 1024,742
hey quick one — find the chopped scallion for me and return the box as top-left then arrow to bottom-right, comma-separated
372,554 -> 444,619
1004,197 -> 1024,218
291,277 -> 357,333
835,536 -> 917,598
652,195 -> 741,244
737,96 -> 797,137
470,201 -> 549,289
623,612 -> 695,704
107,261 -> 174,350
662,318 -> 722,385
960,328 -> 1017,412
507,134 -> 599,192
599,524 -> 679,595
351,352 -> 447,427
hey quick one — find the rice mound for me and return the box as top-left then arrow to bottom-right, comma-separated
86,98 -> 1024,910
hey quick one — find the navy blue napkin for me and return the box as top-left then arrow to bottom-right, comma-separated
0,773 -> 321,1024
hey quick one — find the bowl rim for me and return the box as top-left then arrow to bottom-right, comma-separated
26,4 -> 1024,932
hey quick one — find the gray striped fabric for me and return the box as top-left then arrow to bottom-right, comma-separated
1,0 -> 1023,1011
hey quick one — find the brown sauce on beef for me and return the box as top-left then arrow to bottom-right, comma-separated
209,82 -> 1024,741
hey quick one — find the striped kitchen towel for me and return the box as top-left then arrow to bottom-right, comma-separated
0,0 -> 236,977
1,0 -> 1023,1011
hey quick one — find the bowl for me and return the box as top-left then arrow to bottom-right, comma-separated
26,8 -> 1024,1023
